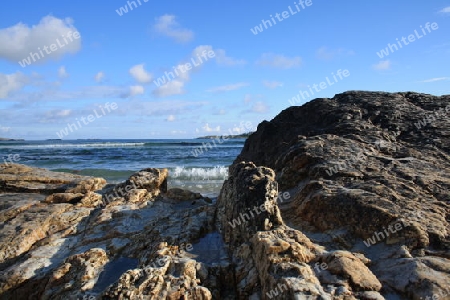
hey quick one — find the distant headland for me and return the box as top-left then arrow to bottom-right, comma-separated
0,137 -> 24,141
196,132 -> 254,139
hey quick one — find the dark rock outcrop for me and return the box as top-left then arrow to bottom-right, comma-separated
230,91 -> 450,299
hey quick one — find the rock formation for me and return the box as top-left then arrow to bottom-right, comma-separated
233,91 -> 450,299
0,164 -> 220,299
0,91 -> 449,299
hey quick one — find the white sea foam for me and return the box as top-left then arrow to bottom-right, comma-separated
170,166 -> 228,180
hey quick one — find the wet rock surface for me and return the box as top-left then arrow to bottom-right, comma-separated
1,91 -> 449,299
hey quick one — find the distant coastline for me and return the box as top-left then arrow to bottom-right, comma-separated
196,132 -> 254,139
0,137 -> 24,141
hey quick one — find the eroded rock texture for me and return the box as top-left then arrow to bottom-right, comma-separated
1,91 -> 449,299
0,164 -> 222,300
232,91 -> 450,299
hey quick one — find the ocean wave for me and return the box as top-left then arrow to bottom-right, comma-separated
6,143 -> 146,149
144,142 -> 203,147
169,166 -> 228,180
53,168 -> 135,182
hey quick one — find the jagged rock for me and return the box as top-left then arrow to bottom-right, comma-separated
44,192 -> 84,204
166,188 -> 202,201
66,178 -> 107,194
322,251 -> 382,291
233,91 -> 450,298
77,192 -> 104,208
217,162 -> 283,248
0,163 -> 106,194
102,168 -> 168,204
216,161 -> 383,299
41,248 -> 109,300
0,165 -> 225,299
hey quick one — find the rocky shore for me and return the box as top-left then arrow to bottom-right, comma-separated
0,91 -> 449,299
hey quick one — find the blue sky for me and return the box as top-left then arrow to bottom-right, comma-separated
0,0 -> 449,139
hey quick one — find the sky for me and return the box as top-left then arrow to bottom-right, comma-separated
0,0 -> 449,140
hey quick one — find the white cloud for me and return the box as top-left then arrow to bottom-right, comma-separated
0,125 -> 10,133
213,109 -> 226,115
56,109 -> 71,116
262,80 -> 283,89
373,60 -> 391,70
207,82 -> 249,93
316,47 -> 355,60
421,77 -> 450,83
0,68 -> 148,102
152,45 -> 245,97
192,45 -> 213,59
129,85 -> 144,97
153,79 -> 185,97
191,45 -> 245,66
152,46 -> 207,97
0,72 -> 28,99
170,130 -> 186,134
95,71 -> 105,83
214,49 -> 246,66
256,53 -> 302,69
39,109 -> 73,123
117,100 -> 208,117
167,115 -> 176,121
129,64 -> 153,84
250,101 -> 269,114
439,7 -> 450,13
202,123 -> 221,132
0,15 -> 81,63
58,66 -> 69,78
8,85 -> 143,102
153,15 -> 194,43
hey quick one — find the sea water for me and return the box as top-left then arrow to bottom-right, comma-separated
0,139 -> 245,197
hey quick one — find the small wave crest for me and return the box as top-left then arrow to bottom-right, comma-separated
169,166 -> 228,180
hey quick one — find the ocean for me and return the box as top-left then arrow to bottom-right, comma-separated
0,139 -> 245,197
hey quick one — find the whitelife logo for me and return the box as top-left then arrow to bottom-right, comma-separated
153,50 -> 216,87
250,0 -> 313,35
376,22 -> 439,58
288,69 -> 350,105
18,31 -> 81,68
56,102 -> 118,139
115,0 -> 149,16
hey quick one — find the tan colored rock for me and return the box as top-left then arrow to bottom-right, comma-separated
77,192 -> 103,208
66,177 -> 107,194
127,188 -> 151,203
103,168 -> 168,204
0,202 -> 72,263
40,248 -> 109,299
166,188 -> 202,201
324,251 -> 382,291
45,192 -> 84,204
0,163 -> 105,194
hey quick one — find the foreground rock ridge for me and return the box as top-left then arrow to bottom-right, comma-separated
0,91 -> 449,299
